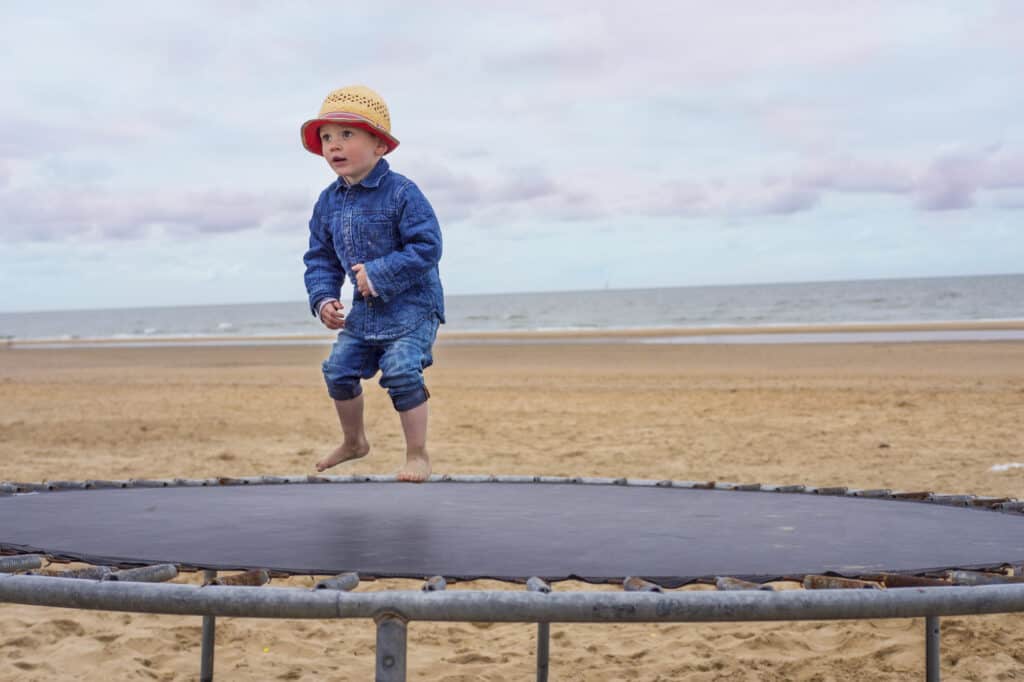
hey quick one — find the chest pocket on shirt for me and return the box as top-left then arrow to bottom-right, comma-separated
352,210 -> 400,261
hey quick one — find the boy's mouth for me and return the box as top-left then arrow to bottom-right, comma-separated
331,155 -> 347,164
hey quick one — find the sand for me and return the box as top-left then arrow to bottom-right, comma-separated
2,336 -> 1024,680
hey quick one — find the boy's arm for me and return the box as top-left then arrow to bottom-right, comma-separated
303,202 -> 345,317
362,183 -> 441,302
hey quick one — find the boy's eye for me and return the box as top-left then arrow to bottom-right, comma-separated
341,131 -> 354,139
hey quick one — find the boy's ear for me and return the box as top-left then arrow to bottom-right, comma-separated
375,135 -> 389,156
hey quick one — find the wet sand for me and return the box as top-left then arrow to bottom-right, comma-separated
2,337 -> 1024,680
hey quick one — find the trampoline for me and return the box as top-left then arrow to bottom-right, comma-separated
4,474 -> 1024,681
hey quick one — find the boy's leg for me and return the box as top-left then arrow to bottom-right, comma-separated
397,403 -> 430,482
315,394 -> 371,472
317,331 -> 377,472
378,317 -> 439,482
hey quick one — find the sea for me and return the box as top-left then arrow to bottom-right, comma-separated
1,274 -> 1022,347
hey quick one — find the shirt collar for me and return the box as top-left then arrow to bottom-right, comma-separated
334,158 -> 390,191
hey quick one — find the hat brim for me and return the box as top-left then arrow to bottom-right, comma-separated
301,113 -> 400,156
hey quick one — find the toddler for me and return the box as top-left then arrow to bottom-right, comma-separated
301,85 -> 445,482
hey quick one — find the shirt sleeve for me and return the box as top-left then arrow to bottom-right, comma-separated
303,198 -> 345,317
362,181 -> 441,302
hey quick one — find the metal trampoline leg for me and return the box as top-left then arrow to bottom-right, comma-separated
926,615 -> 940,682
375,612 -> 408,682
536,623 -> 550,682
201,570 -> 217,682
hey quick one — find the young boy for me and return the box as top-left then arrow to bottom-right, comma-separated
301,85 -> 445,482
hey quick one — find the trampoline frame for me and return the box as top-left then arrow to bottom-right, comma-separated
4,474 -> 1024,681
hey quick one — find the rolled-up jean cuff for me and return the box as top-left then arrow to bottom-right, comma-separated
391,385 -> 430,412
327,382 -> 363,402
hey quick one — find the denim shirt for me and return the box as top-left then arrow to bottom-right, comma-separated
303,158 -> 445,341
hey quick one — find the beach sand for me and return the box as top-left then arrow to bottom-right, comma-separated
2,337 -> 1024,680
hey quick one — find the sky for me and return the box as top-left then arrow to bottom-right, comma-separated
1,1 -> 1022,312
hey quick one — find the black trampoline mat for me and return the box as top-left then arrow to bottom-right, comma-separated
3,482 -> 1024,585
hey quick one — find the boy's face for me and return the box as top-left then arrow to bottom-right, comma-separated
320,123 -> 388,185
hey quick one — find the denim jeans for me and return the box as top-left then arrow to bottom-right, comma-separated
322,315 -> 439,411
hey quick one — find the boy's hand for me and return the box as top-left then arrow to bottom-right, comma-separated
351,263 -> 373,298
319,300 -> 346,330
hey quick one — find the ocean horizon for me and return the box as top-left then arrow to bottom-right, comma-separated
2,273 -> 1023,346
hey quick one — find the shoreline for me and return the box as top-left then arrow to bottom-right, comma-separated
6,318 -> 1024,349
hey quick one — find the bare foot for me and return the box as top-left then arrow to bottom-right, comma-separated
397,452 -> 431,482
315,438 -> 370,472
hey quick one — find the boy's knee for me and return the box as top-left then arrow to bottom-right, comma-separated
389,383 -> 430,412
325,380 -> 363,402
322,361 -> 363,401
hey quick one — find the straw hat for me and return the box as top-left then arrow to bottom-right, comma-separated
301,85 -> 400,156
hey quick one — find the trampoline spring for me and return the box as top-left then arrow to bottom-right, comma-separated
969,497 -> 1011,508
313,572 -> 360,591
715,576 -> 775,592
626,479 -> 662,487
32,565 -> 113,580
812,487 -> 848,496
930,495 -> 972,507
128,479 -> 173,488
216,476 -> 253,486
691,481 -> 716,489
458,474 -> 499,483
866,573 -> 953,588
527,577 -> 552,594
733,483 -> 763,492
623,577 -> 663,593
946,570 -> 1024,586
84,480 -> 130,489
208,569 -> 270,587
103,564 -> 178,583
850,489 -> 892,498
9,482 -> 50,493
493,475 -> 535,484
44,480 -> 88,490
803,575 -> 883,590
0,483 -> 17,494
422,576 -> 447,592
764,484 -> 806,493
0,555 -> 44,573
174,478 -> 219,487
890,491 -> 933,501
997,501 -> 1024,512
451,474 -> 498,483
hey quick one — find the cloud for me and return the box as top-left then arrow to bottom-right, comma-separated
798,157 -> 915,194
492,171 -> 558,202
984,153 -> 1024,189
913,153 -> 983,210
0,186 -> 308,242
411,145 -> 1024,232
